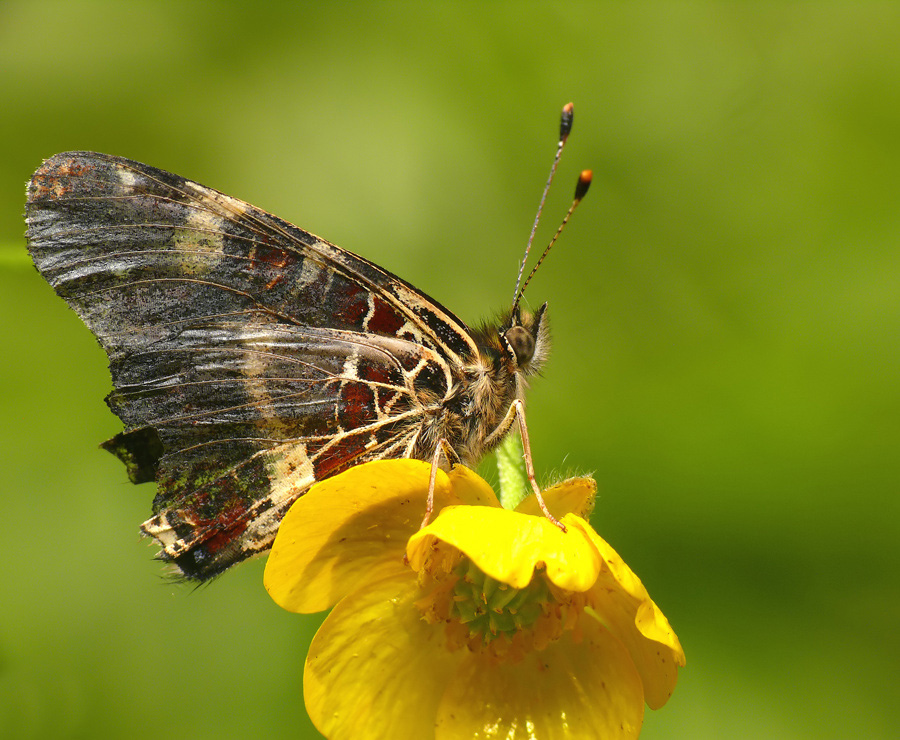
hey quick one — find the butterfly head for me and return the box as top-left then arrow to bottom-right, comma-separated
499,302 -> 550,377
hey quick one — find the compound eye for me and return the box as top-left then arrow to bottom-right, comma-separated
504,325 -> 535,366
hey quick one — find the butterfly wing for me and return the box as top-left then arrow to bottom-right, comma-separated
25,151 -> 479,579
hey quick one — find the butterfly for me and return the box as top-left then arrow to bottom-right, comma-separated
25,105 -> 590,581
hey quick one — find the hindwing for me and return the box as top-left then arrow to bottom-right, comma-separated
25,151 -> 479,579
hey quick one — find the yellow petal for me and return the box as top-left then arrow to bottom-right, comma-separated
447,464 -> 501,507
304,573 -> 462,740
265,459 -> 461,613
515,476 -> 596,519
437,619 -> 644,739
407,507 -> 602,592
569,518 -> 686,709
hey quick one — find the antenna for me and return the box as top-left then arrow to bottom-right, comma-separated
511,102 -> 575,307
512,171 -> 592,315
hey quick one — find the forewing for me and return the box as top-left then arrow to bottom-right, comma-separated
25,151 -> 470,579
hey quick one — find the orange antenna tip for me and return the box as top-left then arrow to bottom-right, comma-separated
559,103 -> 575,143
575,170 -> 592,202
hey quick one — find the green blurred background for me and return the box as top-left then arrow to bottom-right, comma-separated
1,2 -> 897,738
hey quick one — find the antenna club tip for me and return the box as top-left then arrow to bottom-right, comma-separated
559,103 -> 575,142
575,170 -> 592,201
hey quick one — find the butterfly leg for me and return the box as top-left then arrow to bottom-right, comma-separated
420,438 -> 459,530
485,399 -> 566,532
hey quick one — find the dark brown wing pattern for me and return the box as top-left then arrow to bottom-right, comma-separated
25,151 -> 481,580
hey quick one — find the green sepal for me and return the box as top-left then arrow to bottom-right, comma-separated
495,433 -> 529,510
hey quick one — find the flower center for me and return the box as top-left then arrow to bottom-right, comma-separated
449,559 -> 549,642
414,545 -> 583,661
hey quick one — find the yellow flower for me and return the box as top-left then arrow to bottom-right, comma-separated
265,459 -> 685,739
